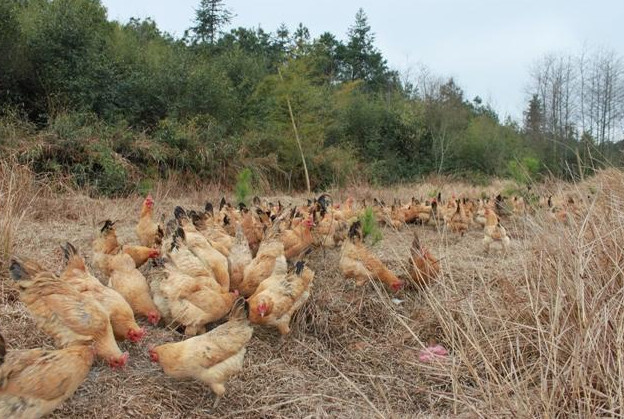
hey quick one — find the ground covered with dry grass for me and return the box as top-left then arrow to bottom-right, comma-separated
2,162 -> 624,418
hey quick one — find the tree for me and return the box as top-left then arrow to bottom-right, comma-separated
341,8 -> 388,89
423,78 -> 470,173
523,94 -> 545,143
189,0 -> 233,45
308,32 -> 343,84
529,53 -> 577,173
578,48 -> 624,147
292,23 -> 310,57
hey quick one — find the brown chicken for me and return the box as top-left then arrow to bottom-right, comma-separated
446,199 -> 470,236
313,209 -> 349,249
339,221 -> 404,292
240,206 -> 265,257
164,228 -> 222,292
483,207 -> 511,253
248,261 -> 315,335
136,193 -> 164,248
192,207 -> 233,256
408,232 -> 441,287
8,258 -> 128,367
163,272 -> 237,335
60,243 -> 145,342
93,220 -> 159,277
281,215 -> 315,261
106,252 -> 161,325
175,207 -> 230,292
155,248 -> 238,336
0,333 -> 95,418
149,298 -> 253,408
122,245 -> 161,269
228,224 -> 253,291
240,233 -> 287,297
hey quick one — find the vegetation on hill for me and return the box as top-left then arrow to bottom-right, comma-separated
0,0 -> 622,195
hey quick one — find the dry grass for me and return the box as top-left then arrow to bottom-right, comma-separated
2,162 -> 624,418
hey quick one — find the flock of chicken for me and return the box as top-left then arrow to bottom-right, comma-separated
0,189 -> 580,417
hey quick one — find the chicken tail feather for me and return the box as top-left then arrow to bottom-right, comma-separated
229,297 -> 249,321
0,332 -> 6,365
9,258 -> 43,281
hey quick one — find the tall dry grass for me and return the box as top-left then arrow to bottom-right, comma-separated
397,169 -> 624,417
0,158 -> 43,272
3,155 -> 624,417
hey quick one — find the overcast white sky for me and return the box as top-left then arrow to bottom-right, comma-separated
101,0 -> 624,121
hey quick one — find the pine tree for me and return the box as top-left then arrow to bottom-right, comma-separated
190,0 -> 233,45
341,8 -> 387,87
523,94 -> 544,143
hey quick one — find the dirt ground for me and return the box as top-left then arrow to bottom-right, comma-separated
0,185 -> 537,419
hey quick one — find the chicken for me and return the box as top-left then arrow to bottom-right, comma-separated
135,193 -> 164,248
122,245 -> 161,269
228,224 -> 253,291
281,215 -> 315,261
337,196 -> 358,220
248,261 -> 315,335
8,258 -> 128,367
474,199 -> 489,227
59,243 -> 145,342
149,298 -> 253,408
339,221 -> 403,292
313,209 -> 348,248
191,209 -> 233,257
446,199 -> 469,236
175,207 -> 230,292
145,258 -> 172,329
511,195 -> 527,217
0,333 -> 95,419
239,232 -> 287,297
164,228 -> 221,292
547,196 -> 572,223
218,201 -> 240,237
106,252 -> 161,325
407,232 -> 441,287
157,264 -> 239,336
483,207 -> 511,253
92,220 -> 120,277
240,206 -> 264,257
93,220 -> 159,278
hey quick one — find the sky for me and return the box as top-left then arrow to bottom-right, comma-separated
101,0 -> 624,121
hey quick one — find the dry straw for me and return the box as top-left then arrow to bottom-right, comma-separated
1,163 -> 623,417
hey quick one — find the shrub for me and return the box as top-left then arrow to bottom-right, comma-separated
235,168 -> 253,206
359,207 -> 382,245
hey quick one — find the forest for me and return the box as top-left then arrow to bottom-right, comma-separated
1,0 -> 623,195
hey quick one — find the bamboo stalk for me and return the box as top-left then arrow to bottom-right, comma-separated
278,67 -> 311,194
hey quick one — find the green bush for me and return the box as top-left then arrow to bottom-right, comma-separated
235,168 -> 253,205
508,157 -> 541,184
359,207 -> 382,245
